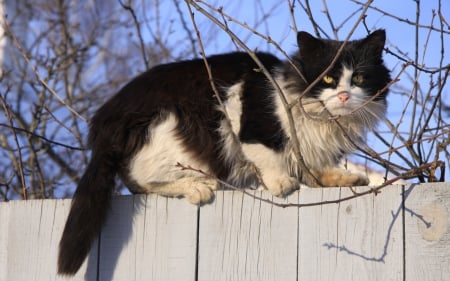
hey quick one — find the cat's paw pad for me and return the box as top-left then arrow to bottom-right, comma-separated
184,179 -> 217,204
264,176 -> 299,197
320,168 -> 369,187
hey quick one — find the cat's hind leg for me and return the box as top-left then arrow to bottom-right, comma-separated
142,177 -> 218,205
318,167 -> 369,187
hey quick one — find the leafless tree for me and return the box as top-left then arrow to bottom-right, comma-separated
0,0 -> 196,200
0,0 -> 448,201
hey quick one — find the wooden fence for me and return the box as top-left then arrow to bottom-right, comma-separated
1,183 -> 449,281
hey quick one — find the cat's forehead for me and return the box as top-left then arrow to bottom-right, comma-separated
340,65 -> 354,78
322,49 -> 369,74
308,39 -> 374,66
324,65 -> 354,82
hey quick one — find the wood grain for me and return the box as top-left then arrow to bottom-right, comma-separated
197,190 -> 299,281
98,195 -> 198,281
1,184 -> 450,281
0,199 -> 96,281
0,200 -> 9,281
404,183 -> 450,281
297,186 -> 404,280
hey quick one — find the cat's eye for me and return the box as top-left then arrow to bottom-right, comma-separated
322,75 -> 334,84
352,74 -> 364,85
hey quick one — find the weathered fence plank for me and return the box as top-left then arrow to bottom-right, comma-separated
197,190 -> 299,281
0,199 -> 96,281
404,183 -> 450,281
1,183 -> 450,281
0,200 -> 10,281
297,186 -> 404,281
97,195 -> 199,281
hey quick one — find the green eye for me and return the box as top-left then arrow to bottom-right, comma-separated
352,74 -> 364,85
323,75 -> 334,84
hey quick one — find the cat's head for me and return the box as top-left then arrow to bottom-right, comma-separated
290,30 -> 391,122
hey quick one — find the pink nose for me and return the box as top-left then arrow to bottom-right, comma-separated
338,91 -> 349,102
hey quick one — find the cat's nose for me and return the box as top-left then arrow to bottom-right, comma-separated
338,91 -> 350,102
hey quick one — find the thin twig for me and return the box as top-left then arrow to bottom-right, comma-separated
0,96 -> 27,199
2,20 -> 88,123
0,123 -> 85,150
176,161 -> 444,208
118,0 -> 150,69
351,0 -> 450,34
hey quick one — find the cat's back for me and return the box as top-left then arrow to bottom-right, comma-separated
91,52 -> 281,125
88,52 -> 282,152
139,51 -> 282,97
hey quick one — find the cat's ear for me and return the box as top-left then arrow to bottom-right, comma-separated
359,29 -> 386,59
297,31 -> 325,55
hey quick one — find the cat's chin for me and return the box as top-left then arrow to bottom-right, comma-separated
325,106 -> 354,117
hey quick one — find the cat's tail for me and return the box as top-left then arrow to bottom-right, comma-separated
57,151 -> 118,275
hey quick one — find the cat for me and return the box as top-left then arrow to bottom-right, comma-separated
58,30 -> 390,275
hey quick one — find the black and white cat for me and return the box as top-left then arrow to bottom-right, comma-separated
58,30 -> 390,274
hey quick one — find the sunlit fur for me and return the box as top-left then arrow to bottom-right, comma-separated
58,30 -> 391,275
274,65 -> 388,177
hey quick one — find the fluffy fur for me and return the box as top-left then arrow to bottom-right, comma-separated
58,30 -> 390,275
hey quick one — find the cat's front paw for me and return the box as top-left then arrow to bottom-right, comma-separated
319,168 -> 369,187
184,179 -> 218,204
264,175 -> 299,197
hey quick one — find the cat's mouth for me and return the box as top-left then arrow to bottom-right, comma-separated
323,96 -> 357,117
299,98 -> 352,117
327,106 -> 353,117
